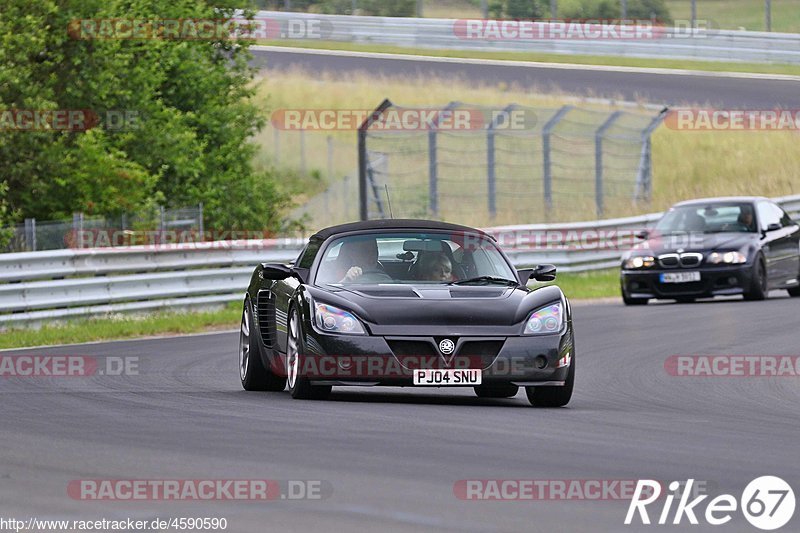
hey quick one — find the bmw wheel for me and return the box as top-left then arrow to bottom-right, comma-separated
743,255 -> 767,301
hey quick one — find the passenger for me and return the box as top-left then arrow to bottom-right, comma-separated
419,253 -> 453,282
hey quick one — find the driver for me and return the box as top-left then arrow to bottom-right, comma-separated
338,238 -> 379,283
737,205 -> 756,232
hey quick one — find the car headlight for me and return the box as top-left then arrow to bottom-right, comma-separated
623,255 -> 655,269
707,251 -> 747,264
524,302 -> 563,335
313,302 -> 366,335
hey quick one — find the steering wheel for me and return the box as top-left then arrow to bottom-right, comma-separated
357,268 -> 393,283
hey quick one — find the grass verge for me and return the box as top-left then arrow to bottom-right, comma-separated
533,268 -> 619,300
0,303 -> 241,350
0,274 -> 620,349
256,40 -> 800,77
255,69 -> 800,229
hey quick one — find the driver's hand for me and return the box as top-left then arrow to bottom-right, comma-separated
342,266 -> 362,282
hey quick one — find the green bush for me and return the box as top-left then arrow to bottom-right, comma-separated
559,0 -> 672,22
0,0 -> 296,232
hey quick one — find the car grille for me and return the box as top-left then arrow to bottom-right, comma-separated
658,252 -> 703,268
257,290 -> 276,348
679,253 -> 703,267
386,338 -> 504,369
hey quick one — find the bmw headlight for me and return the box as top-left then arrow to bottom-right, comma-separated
313,302 -> 366,335
524,302 -> 563,335
707,251 -> 747,264
623,255 -> 655,269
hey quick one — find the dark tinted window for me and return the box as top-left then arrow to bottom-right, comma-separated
777,205 -> 796,227
296,239 -> 322,269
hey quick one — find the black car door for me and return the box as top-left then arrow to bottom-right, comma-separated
777,204 -> 800,283
756,201 -> 798,285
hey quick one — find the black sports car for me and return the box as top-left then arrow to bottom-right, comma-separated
621,196 -> 800,304
238,219 -> 575,407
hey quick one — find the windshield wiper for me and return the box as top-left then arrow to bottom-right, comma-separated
449,276 -> 518,286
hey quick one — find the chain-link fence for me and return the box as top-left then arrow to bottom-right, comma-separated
357,99 -> 666,227
7,205 -> 204,252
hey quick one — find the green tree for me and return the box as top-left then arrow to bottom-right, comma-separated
0,0 -> 294,232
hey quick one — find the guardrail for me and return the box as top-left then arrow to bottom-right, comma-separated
256,11 -> 800,65
1,194 -> 799,327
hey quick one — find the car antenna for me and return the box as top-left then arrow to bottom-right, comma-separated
384,184 -> 394,219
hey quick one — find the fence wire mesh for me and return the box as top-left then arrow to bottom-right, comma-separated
360,100 -> 666,227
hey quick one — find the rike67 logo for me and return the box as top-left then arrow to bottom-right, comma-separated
625,477 -> 795,530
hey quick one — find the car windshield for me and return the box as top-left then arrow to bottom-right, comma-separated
314,231 -> 516,286
654,203 -> 757,234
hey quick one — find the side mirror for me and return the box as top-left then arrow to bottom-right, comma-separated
533,264 -> 557,282
518,264 -> 557,284
260,263 -> 295,280
766,223 -> 782,233
634,230 -> 649,240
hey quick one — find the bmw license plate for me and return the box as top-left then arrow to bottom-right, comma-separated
660,271 -> 701,283
413,369 -> 482,386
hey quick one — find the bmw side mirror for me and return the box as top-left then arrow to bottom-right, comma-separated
260,263 -> 295,280
766,223 -> 782,232
635,230 -> 649,240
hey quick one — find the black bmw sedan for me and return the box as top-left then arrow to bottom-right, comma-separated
238,219 -> 575,407
620,197 -> 800,304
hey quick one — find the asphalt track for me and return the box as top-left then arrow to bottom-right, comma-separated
252,47 -> 800,108
2,294 -> 799,532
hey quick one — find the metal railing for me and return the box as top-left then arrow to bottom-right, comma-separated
1,194 -> 798,327
255,11 -> 800,65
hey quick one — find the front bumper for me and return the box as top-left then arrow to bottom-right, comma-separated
621,264 -> 753,299
297,325 -> 574,387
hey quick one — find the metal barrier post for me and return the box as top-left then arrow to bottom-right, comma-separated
428,102 -> 460,218
358,99 -> 393,221
595,111 -> 623,218
487,105 -> 517,220
24,218 -> 36,252
542,105 -> 573,211
635,107 -> 669,202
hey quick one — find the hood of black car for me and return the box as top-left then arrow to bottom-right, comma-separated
305,284 -> 565,336
635,232 -> 758,256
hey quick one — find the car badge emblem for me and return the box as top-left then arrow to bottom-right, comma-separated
439,339 -> 455,355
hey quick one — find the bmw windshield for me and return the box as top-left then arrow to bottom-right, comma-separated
654,203 -> 757,234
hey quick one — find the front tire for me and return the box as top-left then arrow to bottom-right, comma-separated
743,256 -> 767,301
240,298 -> 286,392
526,355 -> 574,407
287,308 -> 331,400
789,285 -> 800,297
623,293 -> 649,306
474,384 -> 519,398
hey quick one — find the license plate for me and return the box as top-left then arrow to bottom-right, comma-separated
413,369 -> 482,386
660,271 -> 701,283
